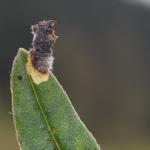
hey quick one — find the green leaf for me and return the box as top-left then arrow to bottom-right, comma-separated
11,48 -> 100,150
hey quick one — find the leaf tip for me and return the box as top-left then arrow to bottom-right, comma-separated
18,47 -> 27,53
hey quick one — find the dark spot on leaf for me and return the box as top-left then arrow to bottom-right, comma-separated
17,75 -> 23,80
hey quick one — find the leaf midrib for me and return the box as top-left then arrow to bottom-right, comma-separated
21,53 -> 61,150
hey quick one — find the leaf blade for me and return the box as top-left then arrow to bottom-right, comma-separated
11,48 -> 100,150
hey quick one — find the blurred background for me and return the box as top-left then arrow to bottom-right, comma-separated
1,0 -> 150,149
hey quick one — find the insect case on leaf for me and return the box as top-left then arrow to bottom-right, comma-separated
30,20 -> 58,73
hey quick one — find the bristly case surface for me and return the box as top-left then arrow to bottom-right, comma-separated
30,20 -> 58,73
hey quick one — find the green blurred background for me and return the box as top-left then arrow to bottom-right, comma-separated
1,0 -> 150,149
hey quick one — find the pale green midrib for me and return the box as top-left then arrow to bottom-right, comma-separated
20,53 -> 61,150
29,77 -> 61,150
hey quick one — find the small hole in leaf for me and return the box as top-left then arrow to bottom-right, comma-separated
17,75 -> 23,80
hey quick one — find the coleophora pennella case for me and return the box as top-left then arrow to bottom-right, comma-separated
30,20 -> 58,73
